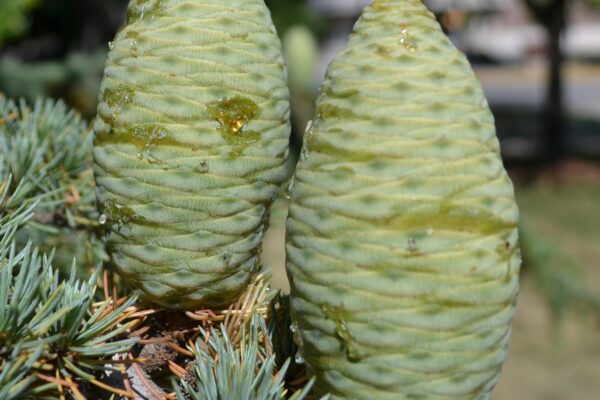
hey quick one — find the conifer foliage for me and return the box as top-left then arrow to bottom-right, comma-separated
0,96 -> 318,399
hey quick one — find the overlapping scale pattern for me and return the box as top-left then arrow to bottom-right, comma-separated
286,1 -> 520,398
93,0 -> 290,309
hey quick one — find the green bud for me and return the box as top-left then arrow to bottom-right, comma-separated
286,1 -> 520,398
94,0 -> 290,309
283,25 -> 319,92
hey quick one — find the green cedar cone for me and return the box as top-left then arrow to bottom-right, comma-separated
93,0 -> 290,309
286,1 -> 520,398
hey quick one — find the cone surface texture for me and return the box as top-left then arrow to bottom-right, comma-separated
286,1 -> 520,398
93,0 -> 290,309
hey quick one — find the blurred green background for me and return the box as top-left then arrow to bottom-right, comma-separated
1,1 -> 599,398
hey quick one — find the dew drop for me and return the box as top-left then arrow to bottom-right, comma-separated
290,322 -> 298,333
295,352 -> 305,364
99,214 -> 107,225
108,41 -> 114,50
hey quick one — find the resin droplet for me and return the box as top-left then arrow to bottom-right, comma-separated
407,238 -> 419,253
133,125 -> 168,146
127,0 -> 163,24
127,31 -> 140,58
102,199 -> 144,225
147,154 -> 164,165
399,23 -> 417,52
195,160 -> 209,173
300,144 -> 309,161
130,41 -> 138,57
207,96 -> 259,134
207,96 -> 261,157
285,177 -> 295,200
290,322 -> 304,347
103,85 -> 135,108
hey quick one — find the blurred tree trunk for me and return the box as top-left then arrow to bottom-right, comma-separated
525,0 -> 567,163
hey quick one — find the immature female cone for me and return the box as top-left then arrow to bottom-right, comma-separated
286,1 -> 520,398
93,0 -> 290,309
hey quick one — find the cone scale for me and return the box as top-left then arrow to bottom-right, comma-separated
93,0 -> 290,309
286,1 -> 520,399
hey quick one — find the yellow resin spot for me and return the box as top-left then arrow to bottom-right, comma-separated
207,96 -> 261,157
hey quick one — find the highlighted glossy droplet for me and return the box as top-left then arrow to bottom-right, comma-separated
99,214 -> 107,225
295,352 -> 305,364
207,96 -> 259,134
290,322 -> 304,347
207,96 -> 261,157
399,23 -> 418,52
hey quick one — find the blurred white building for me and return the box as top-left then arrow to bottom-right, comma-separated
309,0 -> 600,64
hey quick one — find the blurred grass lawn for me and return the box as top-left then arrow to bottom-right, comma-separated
262,182 -> 600,399
494,183 -> 600,400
